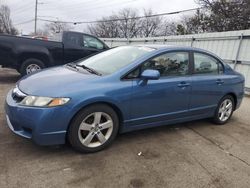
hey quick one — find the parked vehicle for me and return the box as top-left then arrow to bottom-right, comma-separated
5,45 -> 245,153
0,31 -> 109,76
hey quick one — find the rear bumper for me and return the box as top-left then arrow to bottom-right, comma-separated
4,89 -> 71,145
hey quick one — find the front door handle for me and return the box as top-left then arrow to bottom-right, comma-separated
216,79 -> 224,85
178,82 -> 190,88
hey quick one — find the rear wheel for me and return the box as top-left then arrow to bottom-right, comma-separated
20,58 -> 45,76
213,95 -> 234,125
68,104 -> 119,153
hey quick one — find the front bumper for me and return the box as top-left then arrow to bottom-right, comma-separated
4,89 -> 71,145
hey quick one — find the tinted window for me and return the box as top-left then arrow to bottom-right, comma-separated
194,53 -> 223,74
83,35 -> 104,49
125,52 -> 189,79
141,52 -> 189,77
65,33 -> 82,46
77,46 -> 155,75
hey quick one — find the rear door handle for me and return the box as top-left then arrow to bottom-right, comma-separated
216,79 -> 224,85
178,82 -> 190,88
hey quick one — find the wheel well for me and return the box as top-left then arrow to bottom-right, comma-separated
18,54 -> 49,70
67,102 -> 124,133
94,102 -> 124,125
226,93 -> 237,110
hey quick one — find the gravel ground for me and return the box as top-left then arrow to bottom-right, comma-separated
0,68 -> 250,188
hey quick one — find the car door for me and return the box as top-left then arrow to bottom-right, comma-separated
63,32 -> 90,63
189,52 -> 225,116
127,51 -> 192,126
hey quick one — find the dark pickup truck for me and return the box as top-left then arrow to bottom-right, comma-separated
0,31 -> 109,75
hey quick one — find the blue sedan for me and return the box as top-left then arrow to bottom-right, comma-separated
5,45 -> 245,152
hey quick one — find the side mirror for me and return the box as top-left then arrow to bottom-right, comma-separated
141,69 -> 160,80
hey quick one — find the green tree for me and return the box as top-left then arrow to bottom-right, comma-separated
192,0 -> 250,32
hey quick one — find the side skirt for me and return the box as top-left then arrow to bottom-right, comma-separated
120,113 -> 213,133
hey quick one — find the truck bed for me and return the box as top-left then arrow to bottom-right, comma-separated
0,35 -> 63,68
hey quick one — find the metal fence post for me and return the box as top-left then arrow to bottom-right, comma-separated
127,37 -> 130,45
234,33 -> 243,69
190,37 -> 194,47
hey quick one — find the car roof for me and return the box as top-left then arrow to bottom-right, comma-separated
133,44 -> 222,60
135,44 -> 202,51
62,31 -> 97,37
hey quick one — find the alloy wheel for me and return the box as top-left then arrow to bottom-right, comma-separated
26,64 -> 41,74
218,99 -> 233,122
78,112 -> 113,148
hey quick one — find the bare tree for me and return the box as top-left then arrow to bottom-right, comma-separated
0,5 -> 18,35
88,8 -> 165,38
43,22 -> 73,35
29,28 -> 49,36
158,20 -> 178,36
116,8 -> 141,38
139,9 -> 162,37
88,15 -> 120,38
88,8 -> 141,38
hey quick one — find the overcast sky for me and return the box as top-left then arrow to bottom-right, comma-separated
1,0 -> 198,35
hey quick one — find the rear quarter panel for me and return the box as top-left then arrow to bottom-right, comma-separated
226,73 -> 245,109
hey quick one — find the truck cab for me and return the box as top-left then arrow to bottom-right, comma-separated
61,31 -> 109,63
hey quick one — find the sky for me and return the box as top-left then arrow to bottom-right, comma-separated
1,0 -> 198,35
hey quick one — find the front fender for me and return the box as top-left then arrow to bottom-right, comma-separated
69,96 -> 125,119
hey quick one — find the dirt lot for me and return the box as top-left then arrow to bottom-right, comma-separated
0,68 -> 250,188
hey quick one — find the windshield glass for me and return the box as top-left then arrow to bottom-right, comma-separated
77,46 -> 155,75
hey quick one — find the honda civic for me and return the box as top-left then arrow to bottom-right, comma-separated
5,45 -> 245,153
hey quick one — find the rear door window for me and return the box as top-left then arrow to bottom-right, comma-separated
193,53 -> 223,74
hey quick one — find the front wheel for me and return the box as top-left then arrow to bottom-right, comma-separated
68,104 -> 119,153
213,95 -> 234,125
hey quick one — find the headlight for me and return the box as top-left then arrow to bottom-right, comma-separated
20,96 -> 70,107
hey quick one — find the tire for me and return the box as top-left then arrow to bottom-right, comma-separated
213,95 -> 235,125
68,104 -> 119,153
20,58 -> 45,76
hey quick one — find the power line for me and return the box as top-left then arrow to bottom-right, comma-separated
38,0 -> 137,14
11,2 -> 32,12
39,0 -> 104,11
11,4 -> 34,15
14,19 -> 34,26
38,7 -> 202,25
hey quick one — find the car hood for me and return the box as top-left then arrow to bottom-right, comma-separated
18,66 -> 99,97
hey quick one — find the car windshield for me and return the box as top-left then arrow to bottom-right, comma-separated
77,46 -> 155,75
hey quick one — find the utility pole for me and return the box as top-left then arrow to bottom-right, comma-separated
34,0 -> 38,35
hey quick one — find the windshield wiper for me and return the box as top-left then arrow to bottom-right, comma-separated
76,64 -> 102,76
66,63 -> 79,71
